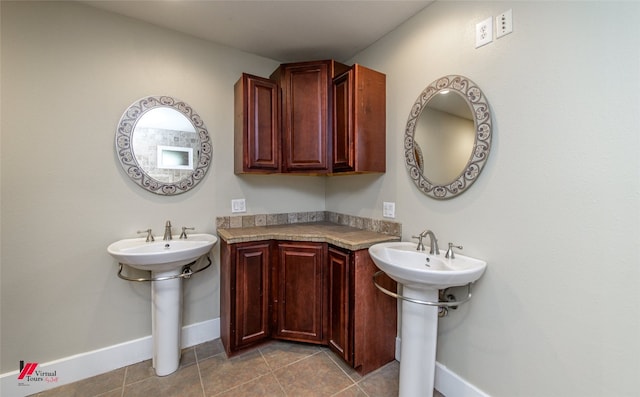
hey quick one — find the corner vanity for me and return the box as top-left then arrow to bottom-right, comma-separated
217,212 -> 400,375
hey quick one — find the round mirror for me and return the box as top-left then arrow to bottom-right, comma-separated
115,96 -> 212,195
405,75 -> 492,199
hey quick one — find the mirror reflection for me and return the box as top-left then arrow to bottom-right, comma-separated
132,107 -> 198,182
115,96 -> 212,195
405,75 -> 492,199
414,91 -> 475,185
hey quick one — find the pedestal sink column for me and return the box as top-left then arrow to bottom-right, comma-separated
151,269 -> 183,376
399,287 -> 439,397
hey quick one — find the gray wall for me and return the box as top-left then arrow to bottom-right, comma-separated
328,1 -> 640,396
0,1 -> 325,372
2,1 -> 640,396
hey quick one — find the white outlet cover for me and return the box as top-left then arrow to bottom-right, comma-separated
475,17 -> 493,48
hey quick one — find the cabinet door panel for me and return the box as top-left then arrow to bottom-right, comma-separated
281,63 -> 330,172
328,247 -> 353,364
332,65 -> 386,174
234,73 -> 280,173
275,242 -> 326,342
332,70 -> 354,171
234,243 -> 271,348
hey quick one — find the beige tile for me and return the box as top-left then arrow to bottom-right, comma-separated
38,368 -> 125,397
125,359 -> 155,385
357,360 -> 399,397
195,339 -> 224,361
255,214 -> 267,226
214,373 -> 285,396
123,363 -> 202,397
266,213 -> 280,225
324,348 -> 362,382
273,351 -> 354,396
124,349 -> 194,387
229,216 -> 242,228
181,347 -> 197,368
96,389 -> 124,397
241,215 -> 256,227
259,340 -> 321,370
199,349 -> 270,395
215,217 -> 230,229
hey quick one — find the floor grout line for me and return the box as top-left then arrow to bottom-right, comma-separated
119,366 -> 127,397
193,346 -> 207,397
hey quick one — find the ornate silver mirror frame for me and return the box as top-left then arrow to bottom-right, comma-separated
404,75 -> 492,199
115,96 -> 212,195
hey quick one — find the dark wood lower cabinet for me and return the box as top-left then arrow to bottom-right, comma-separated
220,239 -> 397,375
220,240 -> 272,354
274,242 -> 326,343
328,246 -> 353,364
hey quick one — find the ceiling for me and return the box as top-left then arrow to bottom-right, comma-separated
81,0 -> 433,63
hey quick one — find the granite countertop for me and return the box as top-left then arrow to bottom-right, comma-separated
217,221 -> 400,251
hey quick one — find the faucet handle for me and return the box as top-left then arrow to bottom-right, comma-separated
411,234 -> 426,251
179,227 -> 195,239
137,229 -> 154,242
445,243 -> 463,259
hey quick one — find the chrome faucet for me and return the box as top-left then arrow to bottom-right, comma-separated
163,220 -> 172,241
416,229 -> 439,255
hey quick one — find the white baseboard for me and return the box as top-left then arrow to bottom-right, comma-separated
0,318 -> 220,397
395,336 -> 490,397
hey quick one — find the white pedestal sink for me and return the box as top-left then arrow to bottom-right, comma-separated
107,234 -> 218,376
369,241 -> 487,397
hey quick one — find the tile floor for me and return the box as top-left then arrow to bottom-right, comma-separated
33,339 -> 444,397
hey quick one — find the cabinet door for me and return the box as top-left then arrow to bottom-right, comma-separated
233,242 -> 272,350
352,249 -> 397,374
328,246 -> 353,364
332,65 -> 386,174
274,242 -> 326,343
332,70 -> 354,171
234,73 -> 280,173
279,62 -> 330,172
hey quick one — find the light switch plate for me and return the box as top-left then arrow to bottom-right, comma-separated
383,202 -> 396,218
475,17 -> 493,48
496,9 -> 513,38
231,198 -> 246,213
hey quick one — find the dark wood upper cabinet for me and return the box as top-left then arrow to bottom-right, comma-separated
234,60 -> 385,175
234,73 -> 280,173
270,60 -> 350,173
332,65 -> 386,173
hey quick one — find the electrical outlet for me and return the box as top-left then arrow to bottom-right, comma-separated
383,202 -> 396,219
231,198 -> 246,213
475,17 -> 493,48
496,9 -> 513,38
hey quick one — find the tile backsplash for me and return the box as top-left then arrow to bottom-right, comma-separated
216,211 -> 401,237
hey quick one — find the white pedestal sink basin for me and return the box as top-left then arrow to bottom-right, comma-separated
369,241 -> 486,397
108,233 -> 218,376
